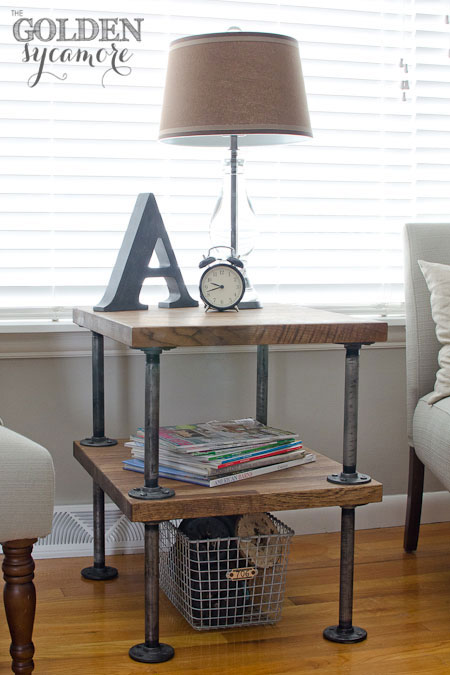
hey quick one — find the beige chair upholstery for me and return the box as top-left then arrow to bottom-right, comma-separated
0,423 -> 54,674
404,223 -> 450,551
0,425 -> 54,542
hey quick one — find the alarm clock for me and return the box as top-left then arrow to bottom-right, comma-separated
199,248 -> 245,311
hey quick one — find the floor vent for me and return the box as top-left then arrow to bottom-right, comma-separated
35,504 -> 144,559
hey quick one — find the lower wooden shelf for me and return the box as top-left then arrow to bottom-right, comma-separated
74,441 -> 382,522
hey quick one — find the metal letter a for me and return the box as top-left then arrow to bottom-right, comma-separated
94,193 -> 198,311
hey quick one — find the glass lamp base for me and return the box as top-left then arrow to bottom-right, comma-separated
239,266 -> 262,309
239,299 -> 262,309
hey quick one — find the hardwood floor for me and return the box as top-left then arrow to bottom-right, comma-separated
2,522 -> 450,675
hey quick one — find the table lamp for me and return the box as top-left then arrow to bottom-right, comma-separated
159,30 -> 312,308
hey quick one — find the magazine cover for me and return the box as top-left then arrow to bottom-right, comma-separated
135,418 -> 298,452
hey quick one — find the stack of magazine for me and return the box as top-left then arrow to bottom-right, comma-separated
122,418 -> 315,487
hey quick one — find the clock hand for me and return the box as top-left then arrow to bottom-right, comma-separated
205,286 -> 224,293
208,282 -> 223,289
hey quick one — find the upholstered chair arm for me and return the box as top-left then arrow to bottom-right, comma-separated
0,426 -> 54,543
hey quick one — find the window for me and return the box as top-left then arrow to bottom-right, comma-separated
414,1 -> 450,229
0,1 -> 447,320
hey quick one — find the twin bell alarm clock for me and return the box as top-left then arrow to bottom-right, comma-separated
198,247 -> 245,311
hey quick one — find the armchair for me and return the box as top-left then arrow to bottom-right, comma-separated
0,422 -> 54,674
404,223 -> 450,551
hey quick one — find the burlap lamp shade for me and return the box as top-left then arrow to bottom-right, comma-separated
158,31 -> 312,146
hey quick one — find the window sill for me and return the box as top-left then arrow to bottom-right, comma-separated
0,319 -> 85,334
0,306 -> 406,334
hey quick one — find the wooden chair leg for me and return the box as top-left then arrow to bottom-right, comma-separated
404,447 -> 425,553
2,538 -> 37,674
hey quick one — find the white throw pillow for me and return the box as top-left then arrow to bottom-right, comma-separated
418,259 -> 450,404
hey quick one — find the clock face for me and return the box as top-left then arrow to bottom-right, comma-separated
199,263 -> 245,310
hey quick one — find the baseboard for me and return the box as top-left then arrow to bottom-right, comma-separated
32,491 -> 450,559
276,490 -> 450,536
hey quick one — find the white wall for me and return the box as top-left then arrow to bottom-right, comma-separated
0,325 -> 443,508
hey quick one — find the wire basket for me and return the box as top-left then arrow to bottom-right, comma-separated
159,514 -> 294,630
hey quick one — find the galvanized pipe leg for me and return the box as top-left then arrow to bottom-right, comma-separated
81,331 -> 118,580
129,523 -> 174,663
256,345 -> 269,425
327,343 -> 371,485
81,482 -> 118,580
81,332 -> 117,448
323,507 -> 366,643
129,348 -> 174,500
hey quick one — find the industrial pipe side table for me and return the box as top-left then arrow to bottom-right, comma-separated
73,304 -> 387,663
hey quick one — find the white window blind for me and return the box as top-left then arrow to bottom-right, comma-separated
0,1 -> 446,319
414,1 -> 450,224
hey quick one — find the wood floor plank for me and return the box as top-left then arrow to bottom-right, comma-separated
2,523 -> 450,674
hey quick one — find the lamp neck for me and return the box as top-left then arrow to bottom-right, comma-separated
230,135 -> 238,253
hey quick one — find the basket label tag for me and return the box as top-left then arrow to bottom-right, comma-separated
226,567 -> 258,580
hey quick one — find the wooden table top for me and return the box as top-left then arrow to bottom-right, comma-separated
74,441 -> 382,522
73,305 -> 388,349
